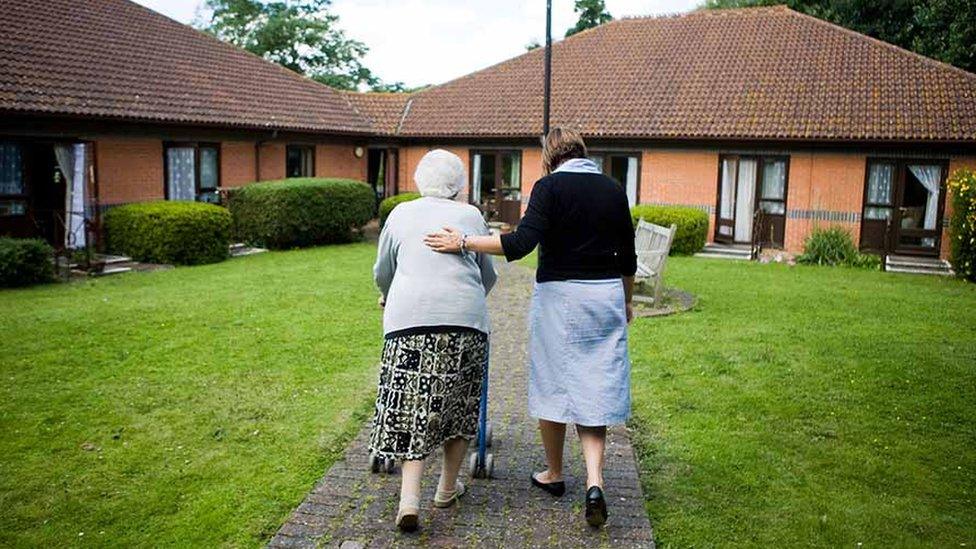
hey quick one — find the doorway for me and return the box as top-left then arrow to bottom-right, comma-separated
860,159 -> 947,257
367,148 -> 398,212
470,150 -> 522,226
0,141 -> 65,247
715,155 -> 789,247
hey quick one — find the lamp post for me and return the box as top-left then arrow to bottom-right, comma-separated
543,0 -> 552,137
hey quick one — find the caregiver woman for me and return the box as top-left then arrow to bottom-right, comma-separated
424,127 -> 637,528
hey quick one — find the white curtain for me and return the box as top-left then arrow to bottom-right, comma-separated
762,160 -> 786,200
735,159 -> 757,242
720,158 -> 736,221
588,155 -> 604,172
471,154 -> 482,204
56,143 -> 88,249
908,164 -> 942,231
625,156 -> 638,207
167,147 -> 196,201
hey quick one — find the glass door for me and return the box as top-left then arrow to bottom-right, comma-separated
893,163 -> 945,256
715,157 -> 738,243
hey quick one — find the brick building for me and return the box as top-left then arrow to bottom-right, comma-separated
2,1 -> 975,260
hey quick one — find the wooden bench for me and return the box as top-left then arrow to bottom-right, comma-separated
634,219 -> 677,304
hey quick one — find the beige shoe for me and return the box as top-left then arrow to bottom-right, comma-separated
433,481 -> 467,508
395,507 -> 419,532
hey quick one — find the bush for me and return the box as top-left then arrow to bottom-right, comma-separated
104,201 -> 231,265
0,238 -> 54,287
948,168 -> 976,282
379,192 -> 421,226
228,178 -> 374,249
796,226 -> 880,269
630,205 -> 709,255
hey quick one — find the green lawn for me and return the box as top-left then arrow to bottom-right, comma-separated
3,244 -> 974,547
628,258 -> 976,547
0,244 -> 383,547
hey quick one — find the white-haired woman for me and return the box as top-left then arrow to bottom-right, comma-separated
369,149 -> 497,532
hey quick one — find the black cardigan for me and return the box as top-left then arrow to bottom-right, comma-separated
500,171 -> 638,283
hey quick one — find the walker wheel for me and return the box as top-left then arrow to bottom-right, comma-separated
384,457 -> 396,474
485,453 -> 495,479
485,422 -> 493,448
369,454 -> 380,473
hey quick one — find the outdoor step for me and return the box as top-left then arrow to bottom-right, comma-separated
694,251 -> 751,261
886,255 -> 951,269
92,266 -> 133,277
99,254 -> 132,265
886,265 -> 954,276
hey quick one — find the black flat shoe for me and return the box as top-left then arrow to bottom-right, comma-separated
530,473 -> 566,497
585,486 -> 608,527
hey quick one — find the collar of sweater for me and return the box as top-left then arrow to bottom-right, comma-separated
553,158 -> 602,175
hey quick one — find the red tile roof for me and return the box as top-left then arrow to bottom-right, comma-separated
0,0 -> 371,134
342,92 -> 411,136
395,6 -> 976,142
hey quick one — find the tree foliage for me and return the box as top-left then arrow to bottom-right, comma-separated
701,0 -> 976,73
198,0 -> 381,90
566,0 -> 613,37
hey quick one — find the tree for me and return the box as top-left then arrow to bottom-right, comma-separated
526,39 -> 542,51
701,0 -> 976,74
565,0 -> 613,37
198,0 -> 377,90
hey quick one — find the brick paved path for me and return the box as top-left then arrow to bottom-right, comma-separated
270,262 -> 655,548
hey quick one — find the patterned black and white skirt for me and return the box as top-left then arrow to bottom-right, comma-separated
368,328 -> 489,461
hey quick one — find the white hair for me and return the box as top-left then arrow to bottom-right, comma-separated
414,149 -> 466,199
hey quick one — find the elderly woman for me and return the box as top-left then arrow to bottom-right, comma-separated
425,128 -> 636,528
370,149 -> 496,532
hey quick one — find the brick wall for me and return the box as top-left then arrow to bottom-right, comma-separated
95,138 -> 164,204
316,144 -> 367,181
221,141 -> 256,187
784,152 -> 866,253
641,149 -> 720,239
257,143 -> 285,181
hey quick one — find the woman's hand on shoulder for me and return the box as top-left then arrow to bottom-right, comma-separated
424,226 -> 463,253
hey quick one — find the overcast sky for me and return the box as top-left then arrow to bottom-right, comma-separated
133,0 -> 700,87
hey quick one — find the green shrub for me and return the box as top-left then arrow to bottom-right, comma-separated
379,192 -> 421,226
0,238 -> 54,287
948,168 -> 976,282
796,226 -> 880,269
104,201 -> 231,265
228,178 -> 374,249
631,205 -> 709,255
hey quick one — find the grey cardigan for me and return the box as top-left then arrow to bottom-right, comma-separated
374,197 -> 497,336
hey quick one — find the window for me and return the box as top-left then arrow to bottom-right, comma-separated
588,152 -> 640,207
470,150 -> 522,225
165,143 -> 220,203
863,162 -> 895,221
0,142 -> 26,216
286,145 -> 314,178
759,158 -> 787,215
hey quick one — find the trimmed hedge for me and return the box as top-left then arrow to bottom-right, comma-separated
228,178 -> 374,249
630,205 -> 709,255
379,192 -> 421,226
796,226 -> 880,269
104,201 -> 231,265
948,168 -> 976,282
0,238 -> 54,287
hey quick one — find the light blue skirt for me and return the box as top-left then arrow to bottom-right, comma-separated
528,279 -> 631,426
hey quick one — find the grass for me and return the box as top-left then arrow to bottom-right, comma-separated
4,243 -> 975,547
0,243 -> 383,547
628,257 -> 976,547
